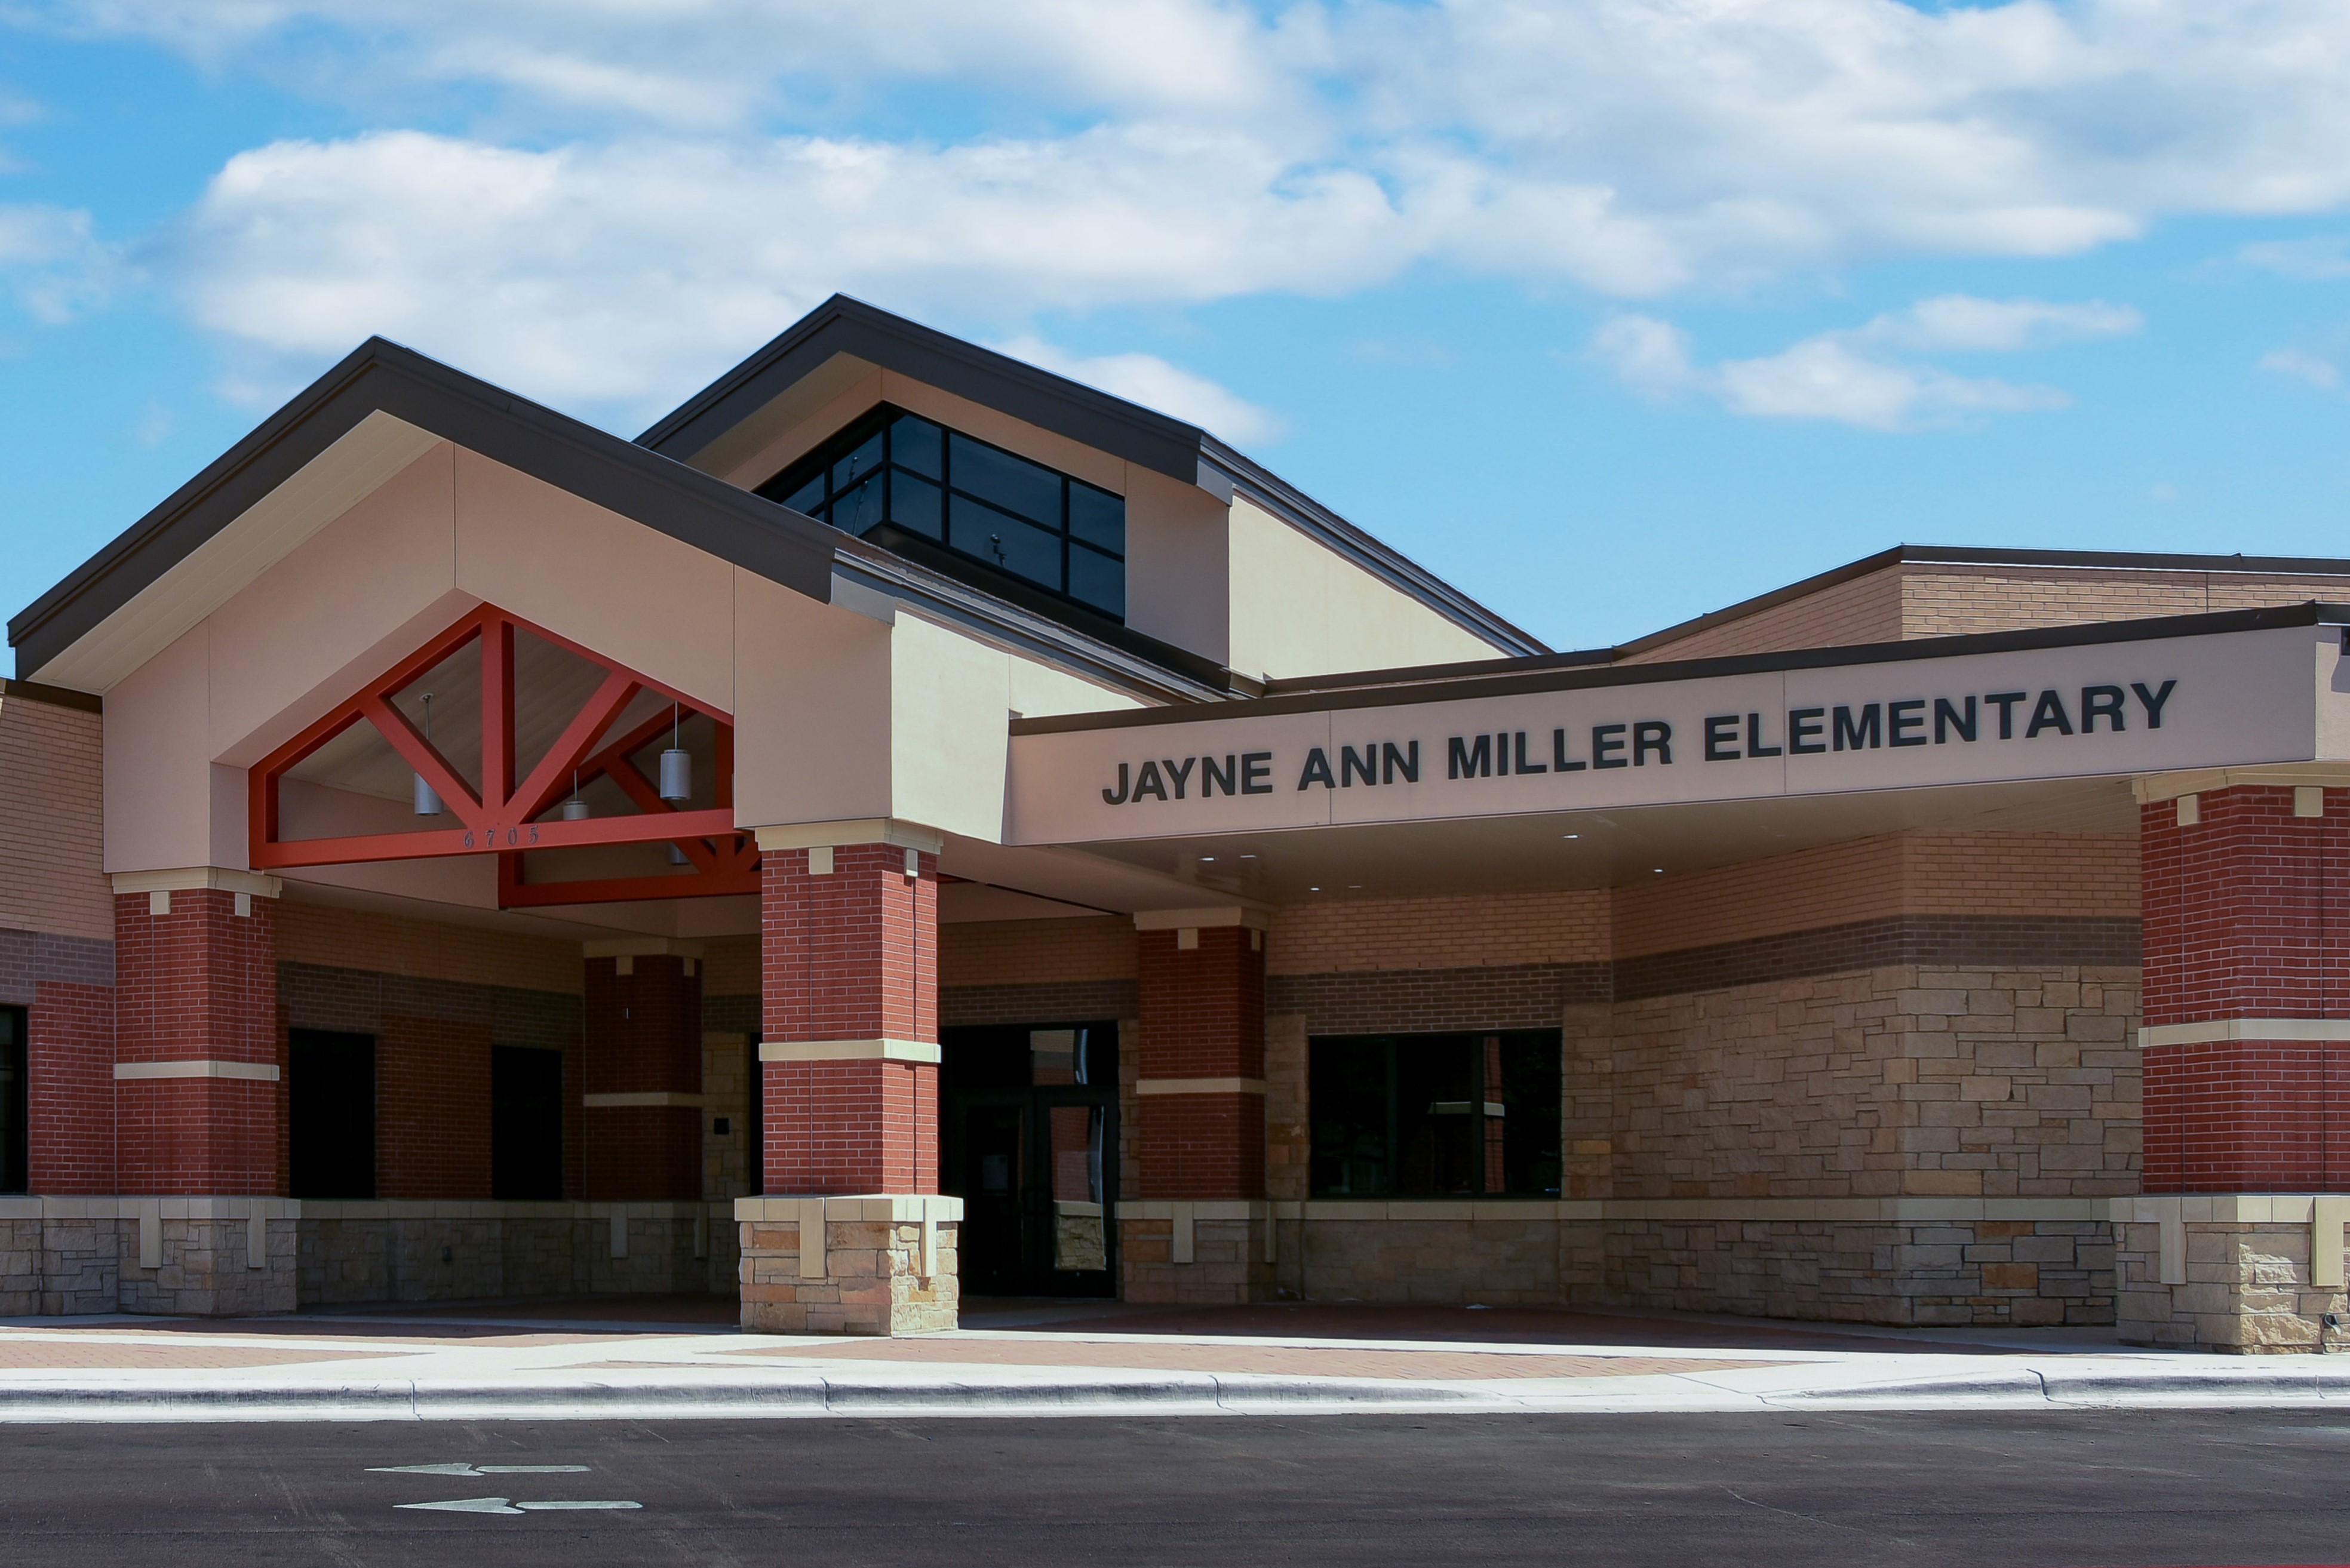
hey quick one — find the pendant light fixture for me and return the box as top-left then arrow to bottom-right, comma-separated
562,769 -> 590,821
669,841 -> 692,866
411,692 -> 443,816
658,702 -> 692,803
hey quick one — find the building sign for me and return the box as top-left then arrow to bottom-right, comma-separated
1006,627 -> 2339,845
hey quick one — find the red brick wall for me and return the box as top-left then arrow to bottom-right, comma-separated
112,888 -> 278,1195
583,955 -> 702,1201
1135,926 -> 1267,1200
376,1013 -> 493,1200
27,979 -> 115,1194
759,846 -> 939,1195
2140,786 -> 2350,1191
2142,786 -> 2350,1026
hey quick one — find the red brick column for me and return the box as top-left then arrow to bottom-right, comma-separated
583,951 -> 703,1200
2140,785 -> 2350,1192
112,886 -> 279,1195
1133,923 -> 1266,1200
27,980 -> 116,1194
758,843 -> 938,1195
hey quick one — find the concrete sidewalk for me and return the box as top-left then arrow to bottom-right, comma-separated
3,1298 -> 2349,1421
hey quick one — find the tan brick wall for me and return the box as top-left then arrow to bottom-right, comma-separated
0,695 -> 108,942
702,935 -> 758,998
1628,561 -> 2350,665
1620,565 -> 1904,665
1612,832 -> 2139,961
937,915 -> 1136,988
1267,890 -> 1610,975
1606,963 -> 2140,1201
275,902 -> 583,994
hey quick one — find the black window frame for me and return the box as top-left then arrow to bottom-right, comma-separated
1308,1029 -> 1563,1200
757,402 -> 1127,621
0,1005 -> 24,1195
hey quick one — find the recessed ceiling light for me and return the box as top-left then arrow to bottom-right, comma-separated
1562,834 -> 1579,840
1348,884 -> 1362,889
1653,867 -> 1665,874
1200,856 -> 1215,862
1240,854 -> 1256,860
1309,886 -> 1321,891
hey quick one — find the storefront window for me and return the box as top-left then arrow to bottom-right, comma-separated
0,1006 -> 25,1194
758,404 -> 1126,619
1308,1030 -> 1562,1199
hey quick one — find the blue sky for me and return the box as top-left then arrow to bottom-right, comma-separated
2,1 -> 2348,665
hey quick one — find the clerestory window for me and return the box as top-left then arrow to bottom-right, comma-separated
758,404 -> 1126,620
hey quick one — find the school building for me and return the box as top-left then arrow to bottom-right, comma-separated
2,296 -> 2348,1351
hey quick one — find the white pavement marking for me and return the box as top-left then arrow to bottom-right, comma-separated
397,1496 -> 641,1514
369,1463 -> 591,1475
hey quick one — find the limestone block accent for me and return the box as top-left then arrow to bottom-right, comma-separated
114,1198 -> 300,1317
1117,1200 -> 1277,1304
296,1200 -> 733,1306
736,1195 -> 962,1335
2114,1194 -> 2350,1352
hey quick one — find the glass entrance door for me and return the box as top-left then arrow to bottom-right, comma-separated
941,1022 -> 1118,1297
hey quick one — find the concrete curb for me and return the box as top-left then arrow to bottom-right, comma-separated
0,1373 -> 1490,1424
1774,1364 -> 2350,1406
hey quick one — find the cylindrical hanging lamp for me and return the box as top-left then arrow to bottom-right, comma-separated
411,692 -> 443,816
658,702 -> 692,803
669,841 -> 691,866
562,769 -> 590,821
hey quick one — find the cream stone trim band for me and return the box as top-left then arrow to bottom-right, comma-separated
2136,1018 -> 2350,1047
582,937 -> 705,960
734,1194 -> 964,1277
110,868 -> 282,898
2112,1194 -> 2350,1287
757,1039 -> 944,1065
583,1092 -> 706,1108
2134,765 -> 2350,804
1132,906 -> 1272,932
752,819 -> 947,854
1134,1077 -> 1270,1096
113,1060 -> 280,1082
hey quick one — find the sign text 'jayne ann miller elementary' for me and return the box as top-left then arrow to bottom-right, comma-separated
1005,627 -> 2348,844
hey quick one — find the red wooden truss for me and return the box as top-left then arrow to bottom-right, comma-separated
249,604 -> 760,906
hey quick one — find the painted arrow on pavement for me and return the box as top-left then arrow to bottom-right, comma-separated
397,1497 -> 642,1514
369,1464 -> 591,1476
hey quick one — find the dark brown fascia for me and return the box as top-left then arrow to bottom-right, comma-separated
9,338 -> 842,681
1613,543 -> 2350,662
637,293 -> 1549,660
0,676 -> 102,712
1010,600 -> 2350,734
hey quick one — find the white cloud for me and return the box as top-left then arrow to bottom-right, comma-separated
16,0 -> 2350,407
170,127 -> 1411,410
2260,348 -> 2340,389
1859,295 -> 2142,352
1590,293 -> 2123,431
992,334 -> 1282,445
1711,337 -> 2067,430
2237,236 -> 2350,280
0,203 -> 116,321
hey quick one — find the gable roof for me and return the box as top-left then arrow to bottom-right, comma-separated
638,294 -> 1549,659
10,338 -> 842,686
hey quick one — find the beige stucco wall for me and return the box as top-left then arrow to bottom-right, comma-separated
93,428 -> 1151,877
1224,497 -> 1500,680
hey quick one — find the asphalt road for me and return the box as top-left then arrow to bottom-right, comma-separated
2,1410 -> 2346,1566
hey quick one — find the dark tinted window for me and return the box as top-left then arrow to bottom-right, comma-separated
0,1007 -> 23,1194
1309,1031 -> 1560,1199
757,404 -> 1125,619
491,1046 -> 565,1201
289,1029 -> 376,1199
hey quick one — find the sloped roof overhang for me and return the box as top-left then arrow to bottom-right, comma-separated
639,294 -> 1549,659
10,338 -> 841,687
